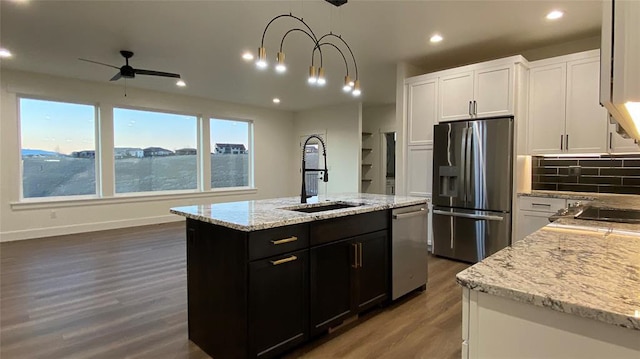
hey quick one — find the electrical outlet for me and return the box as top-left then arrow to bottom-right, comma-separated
568,165 -> 581,176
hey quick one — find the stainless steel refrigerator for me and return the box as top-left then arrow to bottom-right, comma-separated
432,116 -> 513,263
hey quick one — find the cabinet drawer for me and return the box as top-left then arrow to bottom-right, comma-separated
518,197 -> 566,213
310,210 -> 389,246
249,224 -> 309,261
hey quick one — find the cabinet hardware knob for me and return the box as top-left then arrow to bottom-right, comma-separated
270,255 -> 298,266
270,236 -> 298,245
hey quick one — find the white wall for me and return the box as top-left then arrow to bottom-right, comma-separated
293,103 -> 362,197
362,104 -> 396,195
0,70 -> 296,241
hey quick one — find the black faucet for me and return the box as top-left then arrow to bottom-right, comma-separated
301,135 -> 329,203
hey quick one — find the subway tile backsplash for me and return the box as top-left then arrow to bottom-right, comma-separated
531,155 -> 640,195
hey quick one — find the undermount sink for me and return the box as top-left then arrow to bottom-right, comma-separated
282,202 -> 362,213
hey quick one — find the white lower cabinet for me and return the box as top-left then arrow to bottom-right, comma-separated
515,196 -> 566,243
462,288 -> 640,359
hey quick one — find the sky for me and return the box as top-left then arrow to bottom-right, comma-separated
20,98 -> 250,155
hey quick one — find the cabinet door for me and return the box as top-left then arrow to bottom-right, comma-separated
407,78 -> 438,145
354,230 -> 389,311
249,249 -> 308,358
515,210 -> 553,243
565,57 -> 608,154
609,122 -> 640,153
440,71 -> 474,121
309,238 -> 355,336
406,145 -> 433,197
474,65 -> 513,118
528,63 -> 567,154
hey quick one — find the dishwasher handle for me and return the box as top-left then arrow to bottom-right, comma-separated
393,208 -> 427,220
433,209 -> 504,221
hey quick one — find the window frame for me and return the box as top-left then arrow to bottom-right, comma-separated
208,116 -> 255,191
12,96 -> 258,207
17,95 -> 101,201
112,105 -> 202,196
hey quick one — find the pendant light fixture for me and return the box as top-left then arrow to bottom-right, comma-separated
249,0 -> 361,97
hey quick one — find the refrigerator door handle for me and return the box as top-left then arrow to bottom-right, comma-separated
465,127 -> 472,204
433,209 -> 504,221
460,127 -> 468,202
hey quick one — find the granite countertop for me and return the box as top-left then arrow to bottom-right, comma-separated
519,190 -> 640,210
170,193 -> 428,231
457,194 -> 640,331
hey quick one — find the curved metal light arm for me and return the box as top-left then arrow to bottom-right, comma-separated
279,28 -> 324,67
314,33 -> 359,80
313,42 -> 349,76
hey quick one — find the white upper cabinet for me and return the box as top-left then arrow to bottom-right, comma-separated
407,76 -> 438,145
440,63 -> 513,122
608,121 -> 640,153
528,63 -> 567,154
565,57 -> 608,153
406,145 -> 433,197
528,51 -> 608,155
439,71 -> 474,121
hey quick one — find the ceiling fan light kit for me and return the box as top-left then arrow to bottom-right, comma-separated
251,0 -> 361,97
79,50 -> 185,87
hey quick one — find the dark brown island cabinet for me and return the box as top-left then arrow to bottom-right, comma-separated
185,210 -> 389,359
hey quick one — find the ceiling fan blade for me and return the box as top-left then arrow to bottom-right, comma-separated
78,58 -> 120,69
135,68 -> 181,79
110,72 -> 123,81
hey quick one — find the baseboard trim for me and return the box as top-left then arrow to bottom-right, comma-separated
0,215 -> 183,242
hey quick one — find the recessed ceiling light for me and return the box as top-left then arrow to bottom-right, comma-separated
546,10 -> 564,20
176,79 -> 186,87
430,34 -> 443,43
242,52 -> 254,61
0,48 -> 13,58
272,98 -> 280,104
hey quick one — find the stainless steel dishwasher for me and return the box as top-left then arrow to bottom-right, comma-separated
391,204 -> 428,300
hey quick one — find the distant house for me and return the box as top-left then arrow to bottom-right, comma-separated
214,143 -> 247,154
72,150 -> 95,158
143,147 -> 174,157
175,148 -> 197,156
114,147 -> 144,159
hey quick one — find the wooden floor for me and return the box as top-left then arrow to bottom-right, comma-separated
1,222 -> 469,359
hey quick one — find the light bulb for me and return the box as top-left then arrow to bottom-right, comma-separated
275,52 -> 286,73
256,47 -> 267,69
430,34 -> 443,43
273,98 -> 281,104
242,52 -> 254,61
0,48 -> 12,58
352,79 -> 361,96
308,66 -> 317,84
317,67 -> 326,86
176,79 -> 186,87
343,75 -> 353,92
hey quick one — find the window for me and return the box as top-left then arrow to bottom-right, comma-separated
114,108 -> 197,193
20,98 -> 97,198
210,118 -> 251,188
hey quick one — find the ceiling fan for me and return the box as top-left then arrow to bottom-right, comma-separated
79,50 -> 184,85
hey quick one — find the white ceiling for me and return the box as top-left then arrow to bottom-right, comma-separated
1,0 -> 602,111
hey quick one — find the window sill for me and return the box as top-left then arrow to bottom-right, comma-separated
11,187 -> 258,210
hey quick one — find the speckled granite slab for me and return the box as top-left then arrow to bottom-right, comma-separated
457,216 -> 640,331
170,193 -> 428,231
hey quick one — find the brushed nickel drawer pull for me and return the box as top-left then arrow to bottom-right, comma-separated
358,242 -> 363,268
270,255 -> 298,266
531,203 -> 551,207
352,243 -> 359,268
270,236 -> 298,245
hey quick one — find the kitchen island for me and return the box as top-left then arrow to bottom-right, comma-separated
457,193 -> 640,358
171,193 -> 427,359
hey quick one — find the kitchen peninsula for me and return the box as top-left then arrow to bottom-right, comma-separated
457,193 -> 640,358
170,193 -> 427,359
